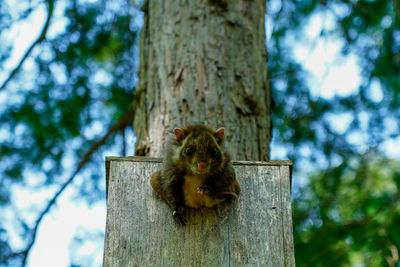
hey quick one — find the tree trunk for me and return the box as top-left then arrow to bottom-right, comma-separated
133,0 -> 271,161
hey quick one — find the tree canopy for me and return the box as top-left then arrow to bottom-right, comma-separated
0,0 -> 399,266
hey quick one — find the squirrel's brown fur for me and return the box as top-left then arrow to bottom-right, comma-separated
150,124 -> 240,225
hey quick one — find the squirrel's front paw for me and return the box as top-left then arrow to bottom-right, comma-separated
198,185 -> 212,195
172,207 -> 186,225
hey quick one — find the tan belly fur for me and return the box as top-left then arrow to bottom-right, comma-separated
182,174 -> 224,209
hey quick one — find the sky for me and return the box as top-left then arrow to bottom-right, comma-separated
1,1 -> 106,266
1,0 -> 398,266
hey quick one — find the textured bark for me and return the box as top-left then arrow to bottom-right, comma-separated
133,0 -> 271,161
104,157 -> 295,266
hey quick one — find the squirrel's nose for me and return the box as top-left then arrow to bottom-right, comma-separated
197,162 -> 207,172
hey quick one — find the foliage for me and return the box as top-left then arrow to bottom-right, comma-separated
293,156 -> 400,266
0,0 -> 138,265
0,0 -> 399,265
268,0 -> 400,265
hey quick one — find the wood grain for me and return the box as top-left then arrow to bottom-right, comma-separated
103,157 -> 295,266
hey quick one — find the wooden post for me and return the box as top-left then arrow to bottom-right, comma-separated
103,157 -> 295,266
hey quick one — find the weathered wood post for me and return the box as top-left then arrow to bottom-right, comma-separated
103,156 -> 295,266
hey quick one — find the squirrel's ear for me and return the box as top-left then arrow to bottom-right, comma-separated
214,127 -> 225,141
174,128 -> 186,141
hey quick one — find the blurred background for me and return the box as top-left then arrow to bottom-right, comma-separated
0,0 -> 399,266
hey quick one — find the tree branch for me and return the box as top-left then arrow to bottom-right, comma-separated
0,0 -> 54,92
6,104 -> 135,266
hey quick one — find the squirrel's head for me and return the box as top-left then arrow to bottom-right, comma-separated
174,125 -> 226,175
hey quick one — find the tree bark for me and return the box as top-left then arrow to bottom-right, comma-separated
133,0 -> 271,161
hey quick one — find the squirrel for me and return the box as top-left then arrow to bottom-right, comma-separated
150,124 -> 240,225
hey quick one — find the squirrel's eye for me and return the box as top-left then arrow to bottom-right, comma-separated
210,148 -> 219,158
185,146 -> 195,156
